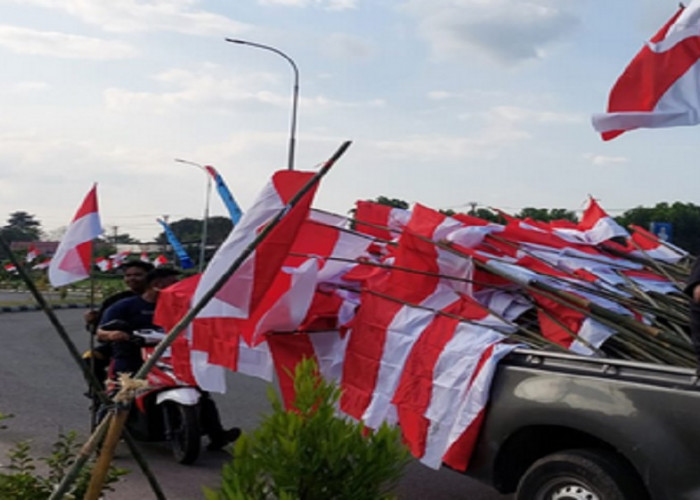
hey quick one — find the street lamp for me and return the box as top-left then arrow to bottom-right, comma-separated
174,158 -> 212,272
225,38 -> 299,171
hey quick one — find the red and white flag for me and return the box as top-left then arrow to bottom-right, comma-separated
32,258 -> 51,271
189,170 -> 318,391
48,184 -> 103,287
576,197 -> 628,244
25,244 -> 39,263
140,252 -> 150,263
354,200 -> 410,241
592,2 -> 700,140
3,263 -> 17,273
153,255 -> 168,267
627,224 -> 688,263
193,170 -> 317,321
95,257 -> 112,272
110,250 -> 131,267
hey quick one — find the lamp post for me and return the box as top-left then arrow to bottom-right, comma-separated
225,38 -> 299,171
174,158 -> 211,272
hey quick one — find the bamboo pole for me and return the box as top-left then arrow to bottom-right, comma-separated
0,236 -> 167,499
50,140 -> 353,499
84,408 -> 130,500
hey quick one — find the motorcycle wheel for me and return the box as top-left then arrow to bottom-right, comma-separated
165,403 -> 201,465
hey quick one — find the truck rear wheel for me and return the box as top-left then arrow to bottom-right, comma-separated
515,448 -> 647,500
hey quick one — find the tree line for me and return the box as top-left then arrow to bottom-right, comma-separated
3,200 -> 700,257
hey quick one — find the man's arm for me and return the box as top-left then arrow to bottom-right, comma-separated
97,301 -> 132,343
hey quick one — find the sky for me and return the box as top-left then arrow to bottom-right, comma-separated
0,0 -> 695,242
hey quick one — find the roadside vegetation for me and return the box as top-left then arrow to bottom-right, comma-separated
0,412 -> 128,499
204,358 -> 411,500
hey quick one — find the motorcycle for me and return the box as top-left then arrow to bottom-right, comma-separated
126,329 -> 204,464
94,326 -> 206,465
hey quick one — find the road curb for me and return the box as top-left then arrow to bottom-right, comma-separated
0,303 -> 90,314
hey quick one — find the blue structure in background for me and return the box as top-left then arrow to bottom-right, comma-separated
650,222 -> 673,243
157,218 -> 194,269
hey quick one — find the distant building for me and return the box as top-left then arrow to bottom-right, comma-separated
115,243 -> 164,254
9,241 -> 59,256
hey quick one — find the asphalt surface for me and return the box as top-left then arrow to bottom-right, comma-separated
0,305 -> 512,500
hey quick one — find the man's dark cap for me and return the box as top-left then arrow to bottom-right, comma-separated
119,260 -> 154,272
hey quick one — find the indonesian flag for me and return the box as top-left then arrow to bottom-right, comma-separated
95,257 -> 112,272
189,170 -> 318,391
153,255 -> 168,267
154,275 -> 275,390
110,251 -> 130,267
140,252 -> 150,263
25,244 -> 39,263
576,197 -> 628,244
340,205 -> 474,427
391,298 -> 516,470
48,184 -> 103,287
267,330 -> 350,409
193,170 -> 317,322
32,258 -> 51,271
627,224 -> 688,263
592,2 -> 700,140
354,200 -> 411,241
3,263 -> 17,273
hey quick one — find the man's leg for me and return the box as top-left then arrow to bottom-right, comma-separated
200,392 -> 240,450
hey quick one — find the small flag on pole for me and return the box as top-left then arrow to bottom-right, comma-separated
26,244 -> 39,263
48,184 -> 103,287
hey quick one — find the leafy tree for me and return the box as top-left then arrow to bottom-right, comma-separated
108,233 -> 139,244
204,358 -> 411,500
155,216 -> 233,247
1,211 -> 42,242
516,207 -> 578,223
375,196 -> 409,210
616,202 -> 700,254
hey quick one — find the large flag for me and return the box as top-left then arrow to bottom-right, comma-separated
156,218 -> 194,269
592,2 -> 700,140
205,165 -> 243,225
48,184 -> 103,287
193,170 -> 317,320
190,170 -> 318,391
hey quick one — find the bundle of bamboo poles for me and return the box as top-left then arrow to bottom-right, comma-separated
333,210 -> 698,368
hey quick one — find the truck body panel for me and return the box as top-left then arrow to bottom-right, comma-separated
465,348 -> 700,499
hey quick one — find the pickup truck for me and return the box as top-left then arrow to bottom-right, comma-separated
464,348 -> 700,500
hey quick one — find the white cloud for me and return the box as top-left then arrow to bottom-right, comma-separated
258,0 -> 357,10
0,25 -> 136,59
11,0 -> 250,36
321,33 -> 374,60
11,81 -> 50,92
402,0 -> 581,64
485,106 -> 583,124
585,154 -> 630,166
103,66 -> 385,114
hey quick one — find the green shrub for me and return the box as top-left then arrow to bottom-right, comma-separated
0,414 -> 128,499
204,358 -> 411,500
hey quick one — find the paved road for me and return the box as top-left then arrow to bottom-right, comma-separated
0,308 -> 512,500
